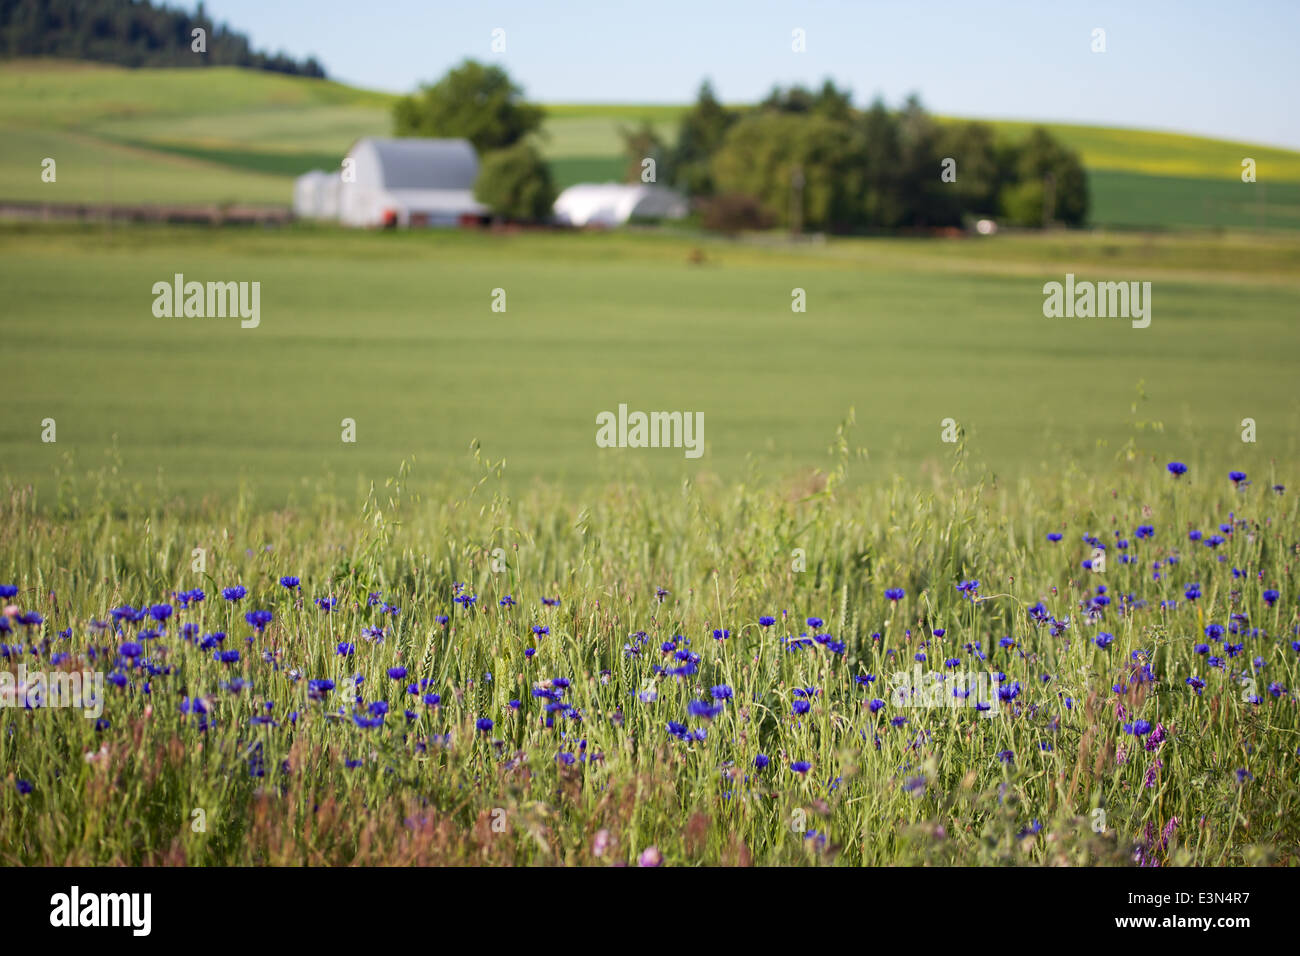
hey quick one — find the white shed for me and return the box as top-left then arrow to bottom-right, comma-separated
337,137 -> 488,228
292,170 -> 332,219
552,183 -> 689,227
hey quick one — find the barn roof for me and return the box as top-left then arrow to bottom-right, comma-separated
348,138 -> 480,191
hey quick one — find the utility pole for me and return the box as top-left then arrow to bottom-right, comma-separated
1042,171 -> 1056,229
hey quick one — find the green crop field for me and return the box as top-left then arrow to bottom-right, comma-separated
2,223 -> 1299,508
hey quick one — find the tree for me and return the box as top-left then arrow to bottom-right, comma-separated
858,98 -> 903,227
0,0 -> 326,75
711,112 -> 863,231
760,79 -> 854,122
937,121 -> 1003,218
893,94 -> 960,227
618,120 -> 667,184
474,143 -> 556,221
667,81 -> 736,197
393,60 -> 543,153
1002,127 -> 1089,226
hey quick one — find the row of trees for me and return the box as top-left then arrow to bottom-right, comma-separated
393,62 -> 1088,229
1,0 -> 326,76
636,80 -> 1089,230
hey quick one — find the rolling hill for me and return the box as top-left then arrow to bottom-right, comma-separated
3,59 -> 1299,228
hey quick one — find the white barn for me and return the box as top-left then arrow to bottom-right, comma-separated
335,138 -> 488,228
552,183 -> 689,227
292,170 -> 341,220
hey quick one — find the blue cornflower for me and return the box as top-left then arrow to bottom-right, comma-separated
688,700 -> 723,719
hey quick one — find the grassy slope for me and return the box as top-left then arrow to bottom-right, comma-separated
5,60 -> 1300,225
1,60 -> 390,203
2,224 -> 1297,506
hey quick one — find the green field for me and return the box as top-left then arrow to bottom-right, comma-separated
4,60 -> 1300,872
6,60 -> 1300,228
3,223 -> 1298,507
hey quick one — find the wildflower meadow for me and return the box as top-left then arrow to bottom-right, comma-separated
2,439 -> 1296,867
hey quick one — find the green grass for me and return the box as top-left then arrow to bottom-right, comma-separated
1,451 -> 1296,864
2,224 -> 1299,508
4,61 -> 1298,871
546,156 -> 628,189
1087,170 -> 1300,232
0,127 -> 297,204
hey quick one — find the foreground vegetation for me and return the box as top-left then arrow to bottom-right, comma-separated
1,441 -> 1297,865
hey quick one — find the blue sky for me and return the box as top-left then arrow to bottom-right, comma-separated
204,0 -> 1300,148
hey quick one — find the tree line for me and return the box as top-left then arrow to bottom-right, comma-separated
1,0 -> 326,77
394,61 -> 1088,230
636,80 -> 1088,231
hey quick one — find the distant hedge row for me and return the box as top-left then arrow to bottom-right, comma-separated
0,0 -> 326,77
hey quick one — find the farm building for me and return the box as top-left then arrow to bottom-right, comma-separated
333,138 -> 488,228
552,183 -> 689,227
292,170 -> 341,220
